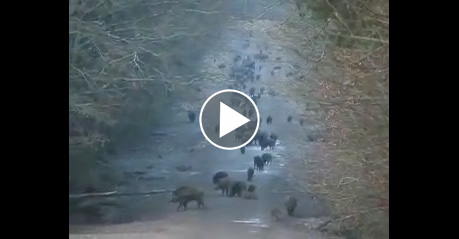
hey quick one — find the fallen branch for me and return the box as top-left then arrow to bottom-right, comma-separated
120,77 -> 157,82
317,216 -> 340,230
328,33 -> 389,44
144,1 -> 179,7
69,191 -> 117,198
69,189 -> 175,199
184,9 -> 220,14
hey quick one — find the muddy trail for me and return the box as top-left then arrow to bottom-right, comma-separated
69,0 -> 336,238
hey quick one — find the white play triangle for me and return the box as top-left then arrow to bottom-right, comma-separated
219,102 -> 250,138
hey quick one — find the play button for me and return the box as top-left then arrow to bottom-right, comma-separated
199,89 -> 260,150
219,102 -> 250,138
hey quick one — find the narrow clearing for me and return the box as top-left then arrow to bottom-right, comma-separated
70,1 -> 339,238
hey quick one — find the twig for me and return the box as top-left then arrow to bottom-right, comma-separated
328,33 -> 389,44
279,12 -> 295,26
119,77 -> 156,82
336,176 -> 359,189
182,77 -> 202,85
184,9 -> 219,14
69,191 -> 117,198
357,46 -> 383,63
323,0 -> 353,35
128,32 -> 203,42
375,19 -> 389,25
363,3 -> 389,18
144,1 -> 179,7
317,217 -> 339,230
108,53 -> 135,64
70,64 -> 95,89
301,18 -> 332,46
256,0 -> 288,20
138,47 -> 160,57
339,206 -> 389,221
131,51 -> 145,75
271,190 -> 300,194
82,0 -> 109,16
92,43 -> 106,62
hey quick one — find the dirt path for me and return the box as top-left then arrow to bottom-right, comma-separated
69,0 -> 338,238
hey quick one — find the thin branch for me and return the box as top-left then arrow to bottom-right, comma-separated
138,47 -> 160,57
323,0 -> 353,35
184,9 -> 220,14
144,1 -> 179,7
363,3 -> 389,18
375,19 -> 389,25
131,51 -> 145,75
70,64 -> 95,89
182,77 -> 202,85
328,33 -> 389,44
336,176 -> 359,189
82,0 -> 109,16
306,18 -> 331,44
69,191 -> 117,198
127,32 -> 203,42
69,189 -> 175,199
256,0 -> 288,20
107,53 -> 135,64
279,12 -> 295,26
119,77 -> 157,82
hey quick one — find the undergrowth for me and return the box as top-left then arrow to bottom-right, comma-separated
289,0 -> 389,238
69,0 -> 222,193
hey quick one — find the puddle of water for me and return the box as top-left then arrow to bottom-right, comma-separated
251,224 -> 269,228
230,169 -> 250,173
273,145 -> 285,150
247,147 -> 284,153
245,140 -> 281,148
259,170 -> 280,175
233,218 -> 262,224
233,218 -> 269,229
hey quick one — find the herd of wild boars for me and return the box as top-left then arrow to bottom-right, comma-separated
170,149 -> 298,218
171,54 -> 300,219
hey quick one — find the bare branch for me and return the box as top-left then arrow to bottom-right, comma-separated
256,0 -> 288,20
328,32 -> 389,44
144,1 -> 179,7
119,77 -> 157,82
323,0 -> 353,34
69,64 -> 95,89
184,9 -> 220,14
69,189 -> 175,199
